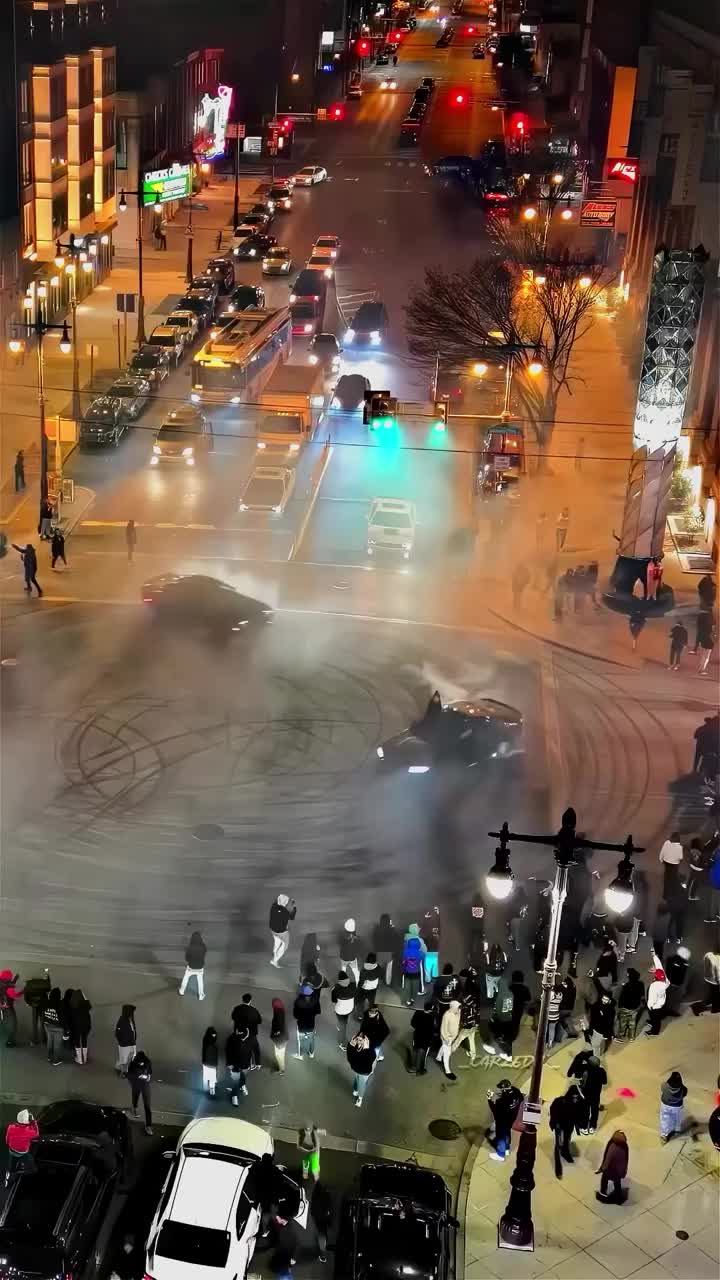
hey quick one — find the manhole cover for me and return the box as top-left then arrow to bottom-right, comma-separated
429,1119 -> 462,1141
676,1231 -> 689,1241
192,823 -> 225,841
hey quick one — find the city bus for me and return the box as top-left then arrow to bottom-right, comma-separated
190,307 -> 291,405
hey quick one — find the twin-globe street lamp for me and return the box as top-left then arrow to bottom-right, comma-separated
8,302 -> 71,521
118,186 -> 163,345
484,808 -> 641,1252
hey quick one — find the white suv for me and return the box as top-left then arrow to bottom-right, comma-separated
145,1117 -> 304,1280
367,498 -> 416,559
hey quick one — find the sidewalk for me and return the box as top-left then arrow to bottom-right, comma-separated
464,1011 -> 720,1279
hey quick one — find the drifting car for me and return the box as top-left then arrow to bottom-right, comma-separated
377,697 -> 523,772
141,576 -> 273,641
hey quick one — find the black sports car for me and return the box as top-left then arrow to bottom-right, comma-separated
141,574 -> 273,642
335,1162 -> 457,1280
376,698 -> 523,773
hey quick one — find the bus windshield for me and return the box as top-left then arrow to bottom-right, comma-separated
191,309 -> 291,404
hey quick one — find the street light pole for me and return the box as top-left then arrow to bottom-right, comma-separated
485,811 -> 643,1252
185,191 -> 194,286
232,130 -> 240,229
136,194 -> 146,345
68,271 -> 81,422
10,307 -> 72,524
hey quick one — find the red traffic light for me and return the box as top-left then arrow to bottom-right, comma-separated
465,24 -> 475,33
510,111 -> 528,134
331,103 -> 344,120
280,117 -> 292,131
391,30 -> 403,41
453,90 -> 468,106
357,38 -> 370,54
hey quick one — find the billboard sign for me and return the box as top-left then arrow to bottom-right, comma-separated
142,162 -> 192,206
606,157 -> 638,183
194,84 -> 233,159
580,198 -> 617,228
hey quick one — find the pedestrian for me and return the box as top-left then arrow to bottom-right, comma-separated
361,1005 -> 390,1065
666,879 -> 686,943
216,228 -> 223,251
226,1026 -> 252,1104
692,716 -> 715,773
4,1109 -> 38,1180
301,961 -> 329,1015
536,511 -> 547,551
588,989 -> 615,1056
38,497 -> 53,539
664,948 -> 689,1015
668,620 -> 688,669
646,557 -> 662,601
293,983 -> 319,1059
50,528 -> 66,569
23,967 -> 50,1045
109,1233 -> 143,1280
595,939 -> 618,987
549,1088 -> 577,1177
487,1078 -> 524,1161
421,905 -> 441,983
586,560 -> 600,607
331,970 -> 355,1048
435,999 -> 461,1080
269,894 -> 297,968
485,975 -> 515,1061
270,1247 -> 294,1280
158,221 -> 167,250
202,1026 -> 219,1096
546,975 -> 564,1049
347,1031 -> 375,1107
14,450 -> 25,492
511,563 -> 530,610
125,519 -> 137,562
310,1181 -> 333,1265
339,918 -> 361,984
645,960 -> 669,1035
409,999 -> 435,1074
628,609 -> 645,651
262,999 -> 287,1078
232,993 -> 262,1068
298,1124 -> 326,1183
616,969 -> 644,1039
567,1048 -> 607,1133
392,52 -> 398,66
355,952 -> 380,1018
179,929 -> 207,1000
12,542 -> 42,596
687,838 -> 711,906
553,571 -> 567,620
452,981 -> 480,1064
508,969 -> 531,1045
627,868 -> 649,954
127,1050 -> 153,1134
596,1130 -> 629,1203
68,987 -> 92,1064
659,1070 -> 687,1143
572,566 -> 588,614
659,832 -> 684,899
401,923 -> 426,1005
558,973 -> 577,1038
575,436 -> 585,472
485,942 -> 507,1000
697,574 -> 717,610
114,1004 -> 136,1077
697,614 -> 716,675
692,946 -> 720,1014
433,962 -> 460,1012
556,507 -> 570,551
372,912 -> 400,987
299,932 -> 322,983
42,987 -> 64,1064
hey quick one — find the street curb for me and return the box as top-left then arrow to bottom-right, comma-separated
457,1139 -> 482,1278
61,484 -> 96,535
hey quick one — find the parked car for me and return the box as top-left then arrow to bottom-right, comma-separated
204,257 -> 235,293
335,1163 -> 457,1280
234,232 -> 276,260
79,396 -> 126,447
148,324 -> 184,368
175,293 -> 214,329
163,310 -> 200,348
188,275 -> 220,305
106,374 -> 151,420
128,345 -> 171,387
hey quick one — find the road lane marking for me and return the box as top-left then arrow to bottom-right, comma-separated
80,519 -> 286,534
289,445 -> 334,561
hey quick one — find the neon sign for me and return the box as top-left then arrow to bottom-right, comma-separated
194,84 -> 233,159
607,157 -> 638,183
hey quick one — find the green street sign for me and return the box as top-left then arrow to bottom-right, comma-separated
142,162 -> 192,206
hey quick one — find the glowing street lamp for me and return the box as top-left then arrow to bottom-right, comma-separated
579,274 -> 592,288
473,361 -> 488,377
528,356 -> 543,376
522,206 -> 537,221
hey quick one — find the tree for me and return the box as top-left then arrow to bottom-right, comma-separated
404,219 -> 611,457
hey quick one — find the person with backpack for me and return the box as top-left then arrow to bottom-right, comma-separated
179,930 -> 207,1000
487,1079 -> 523,1161
410,999 -> 436,1074
0,970 -> 24,1047
401,924 -> 425,1005
433,963 -> 460,1014
659,1071 -> 687,1143
616,969 -> 645,1038
114,1004 -> 136,1076
23,968 -> 51,1045
596,1131 -> 629,1203
127,1050 -> 153,1134
486,976 -> 516,1062
355,953 -> 380,1018
485,942 -> 507,1000
270,999 -> 288,1073
4,1110 -> 38,1180
567,1048 -> 607,1133
232,994 -> 262,1069
549,1087 -> 579,1178
202,1027 -> 219,1095
43,987 -> 64,1064
331,971 -> 355,1047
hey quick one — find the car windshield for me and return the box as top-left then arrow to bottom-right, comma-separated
314,337 -> 337,350
266,249 -> 287,259
132,354 -> 160,368
372,510 -> 411,529
158,426 -> 200,442
150,334 -> 175,346
156,1221 -> 230,1268
4,1167 -> 76,1233
263,414 -> 302,435
111,381 -> 140,395
165,316 -> 189,327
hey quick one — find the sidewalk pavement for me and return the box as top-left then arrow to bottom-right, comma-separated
0,174 -> 262,517
464,1011 -> 720,1280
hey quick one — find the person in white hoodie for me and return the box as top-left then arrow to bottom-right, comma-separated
436,1000 -> 461,1081
645,954 -> 670,1035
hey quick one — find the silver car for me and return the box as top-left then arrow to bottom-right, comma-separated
163,310 -> 200,348
106,374 -> 151,420
262,246 -> 293,275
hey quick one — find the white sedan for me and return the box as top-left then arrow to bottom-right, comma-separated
293,165 -> 328,186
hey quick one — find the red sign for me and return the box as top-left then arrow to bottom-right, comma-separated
580,199 -> 617,228
607,157 -> 638,184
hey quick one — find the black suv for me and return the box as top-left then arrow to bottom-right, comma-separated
204,257 -> 235,293
335,1163 -> 457,1280
0,1100 -> 129,1280
79,396 -> 126,447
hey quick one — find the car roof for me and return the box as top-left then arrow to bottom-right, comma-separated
359,1162 -> 447,1210
446,698 -> 522,723
371,498 -> 413,514
172,1154 -> 244,1230
180,1116 -> 273,1158
353,300 -> 386,323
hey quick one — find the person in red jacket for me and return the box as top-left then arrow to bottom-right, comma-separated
0,970 -> 24,1047
5,1109 -> 38,1181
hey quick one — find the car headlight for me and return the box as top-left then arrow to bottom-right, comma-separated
408,765 -> 430,774
233,248 -> 239,256
283,199 -> 291,209
289,293 -> 297,303
324,267 -> 333,278
370,330 -> 381,344
346,328 -> 355,342
376,745 -> 384,759
289,442 -> 300,452
248,249 -> 256,257
185,455 -> 195,466
152,444 -> 161,455
191,392 -> 200,403
182,446 -> 194,456
150,455 -> 159,466
330,249 -> 337,258
257,441 -> 266,449
304,323 -> 312,333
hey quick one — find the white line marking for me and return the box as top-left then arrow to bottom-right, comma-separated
290,445 -> 334,561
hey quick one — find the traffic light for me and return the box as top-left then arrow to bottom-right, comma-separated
364,390 -> 397,428
452,89 -> 468,107
356,38 -> 370,55
330,103 -> 344,120
280,117 -> 292,132
465,24 -> 476,33
391,30 -> 403,42
433,400 -> 449,430
510,111 -> 529,137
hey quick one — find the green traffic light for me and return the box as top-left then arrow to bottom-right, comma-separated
432,419 -> 446,431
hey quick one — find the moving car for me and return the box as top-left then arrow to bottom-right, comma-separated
239,465 -> 296,513
306,248 -> 335,278
0,1100 -> 129,1280
151,406 -> 213,467
436,24 -> 455,46
347,72 -> 363,99
148,324 -> 185,368
313,234 -> 341,260
176,293 -> 214,329
367,498 -> 416,560
79,396 -> 126,447
234,211 -> 272,238
216,284 -> 266,318
145,1117 -> 304,1280
262,245 -> 293,275
472,42 -> 486,57
308,332 -> 342,372
268,183 -> 293,211
141,576 -> 274,639
106,374 -> 151,420
333,373 -> 370,410
163,310 -> 200,348
426,154 -> 474,179
293,165 -> 327,186
335,1162 -> 457,1280
234,232 -> 276,261
377,697 -> 524,771
128,345 -> 171,387
346,300 -> 389,346
380,77 -> 398,90
204,257 -> 235,293
188,275 -> 221,305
